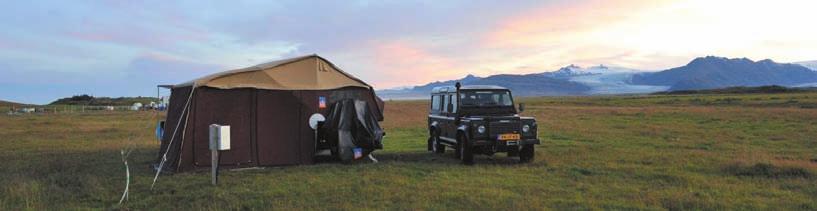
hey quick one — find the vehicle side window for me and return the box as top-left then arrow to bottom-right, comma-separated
451,94 -> 457,113
431,95 -> 440,112
442,94 -> 450,113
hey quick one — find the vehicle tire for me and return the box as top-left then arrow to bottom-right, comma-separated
432,134 -> 445,154
330,146 -> 339,160
519,144 -> 534,163
427,136 -> 433,151
459,135 -> 474,165
454,140 -> 462,159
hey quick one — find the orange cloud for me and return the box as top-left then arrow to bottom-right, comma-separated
353,0 -> 817,89
485,0 -> 669,48
483,0 -> 817,70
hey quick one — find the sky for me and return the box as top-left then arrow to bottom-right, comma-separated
1,0 -> 817,104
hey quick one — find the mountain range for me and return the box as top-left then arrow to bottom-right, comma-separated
377,56 -> 817,99
632,56 -> 817,90
0,100 -> 25,107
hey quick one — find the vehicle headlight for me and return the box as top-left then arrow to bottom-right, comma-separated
477,125 -> 486,134
522,124 -> 530,133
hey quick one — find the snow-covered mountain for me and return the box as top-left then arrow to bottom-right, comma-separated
377,64 -> 663,99
538,64 -> 596,78
569,73 -> 670,95
536,64 -> 669,94
376,57 -> 817,100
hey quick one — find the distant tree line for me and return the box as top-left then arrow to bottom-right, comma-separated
50,94 -> 159,106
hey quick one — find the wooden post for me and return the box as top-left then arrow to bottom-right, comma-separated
211,150 -> 218,185
208,125 -> 229,186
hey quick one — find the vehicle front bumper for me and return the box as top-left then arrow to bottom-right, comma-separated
472,138 -> 540,146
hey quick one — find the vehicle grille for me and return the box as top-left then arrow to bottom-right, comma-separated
489,121 -> 520,134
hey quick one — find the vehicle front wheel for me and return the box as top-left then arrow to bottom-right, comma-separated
330,146 -> 339,160
432,135 -> 445,154
454,140 -> 461,159
427,136 -> 433,151
459,136 -> 474,165
519,144 -> 534,163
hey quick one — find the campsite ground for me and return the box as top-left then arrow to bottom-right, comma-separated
1,92 -> 817,210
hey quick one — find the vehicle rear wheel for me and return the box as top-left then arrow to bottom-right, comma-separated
519,144 -> 534,163
459,135 -> 474,165
432,134 -> 445,154
454,140 -> 461,158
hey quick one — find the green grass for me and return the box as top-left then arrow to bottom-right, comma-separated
1,93 -> 816,210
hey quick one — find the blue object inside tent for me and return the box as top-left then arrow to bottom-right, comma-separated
155,121 -> 164,141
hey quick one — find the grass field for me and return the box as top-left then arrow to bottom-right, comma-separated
1,93 -> 816,210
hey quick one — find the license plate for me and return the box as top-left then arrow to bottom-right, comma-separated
498,133 -> 520,140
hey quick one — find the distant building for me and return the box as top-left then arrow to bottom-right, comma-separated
131,103 -> 143,111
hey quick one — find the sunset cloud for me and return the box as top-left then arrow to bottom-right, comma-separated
365,40 -> 461,88
1,0 -> 816,104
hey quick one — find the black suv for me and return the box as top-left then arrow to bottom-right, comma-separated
427,83 -> 540,164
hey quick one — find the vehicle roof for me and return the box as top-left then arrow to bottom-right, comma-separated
431,85 -> 509,94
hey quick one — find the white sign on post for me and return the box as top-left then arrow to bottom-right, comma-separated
209,124 -> 230,185
209,124 -> 230,150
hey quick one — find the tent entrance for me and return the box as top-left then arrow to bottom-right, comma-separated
256,90 -> 302,165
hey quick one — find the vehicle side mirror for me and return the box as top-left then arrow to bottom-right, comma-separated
518,103 -> 525,112
447,103 -> 454,113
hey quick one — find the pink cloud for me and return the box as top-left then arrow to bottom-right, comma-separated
354,1 -> 674,89
366,40 -> 464,88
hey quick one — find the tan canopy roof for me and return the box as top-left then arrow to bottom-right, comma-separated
176,54 -> 372,90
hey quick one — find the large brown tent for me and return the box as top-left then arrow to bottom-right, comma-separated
155,54 -> 384,172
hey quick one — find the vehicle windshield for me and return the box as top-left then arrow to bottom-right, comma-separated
460,90 -> 513,107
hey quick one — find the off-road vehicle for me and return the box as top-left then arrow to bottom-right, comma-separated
427,83 -> 539,164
